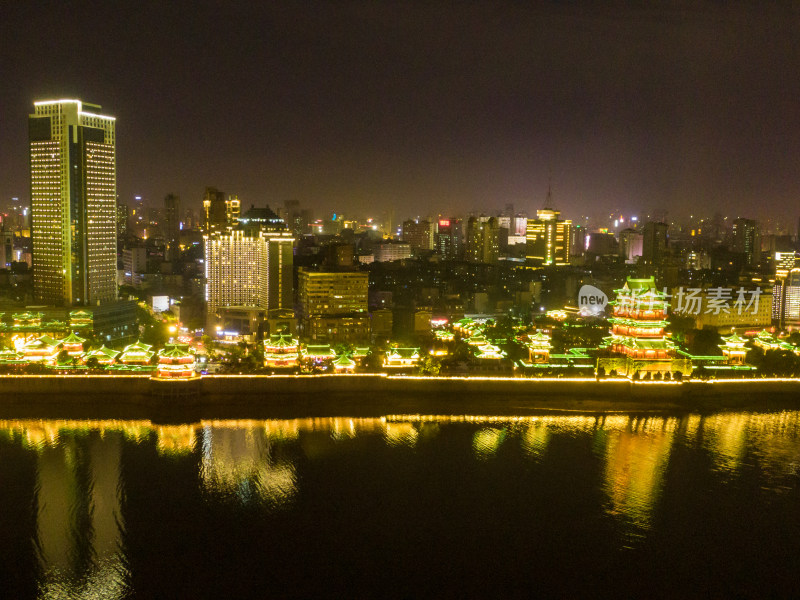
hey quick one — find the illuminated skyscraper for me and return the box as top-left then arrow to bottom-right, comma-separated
29,99 -> 117,306
526,209 -> 572,265
205,207 -> 294,325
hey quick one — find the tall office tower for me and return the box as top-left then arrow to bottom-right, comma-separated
202,187 -> 227,233
436,218 -> 463,260
226,195 -> 240,228
164,194 -> 181,262
402,219 -> 435,255
465,216 -> 500,263
732,217 -> 760,267
526,209 -> 573,265
642,221 -> 669,266
29,99 -> 117,306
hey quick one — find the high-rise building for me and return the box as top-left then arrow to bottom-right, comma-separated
226,195 -> 240,228
115,200 -> 128,239
164,194 -> 181,262
0,225 -> 13,268
436,218 -> 463,260
773,269 -> 800,328
732,217 -> 760,267
282,199 -> 311,237
129,195 -> 144,236
202,187 -> 227,233
298,268 -> 370,342
402,219 -> 435,255
619,228 -> 643,263
466,216 -> 500,263
642,222 -> 668,266
29,99 -> 117,306
204,206 -> 294,326
526,209 -> 572,265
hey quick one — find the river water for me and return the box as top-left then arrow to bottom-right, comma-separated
2,412 -> 800,598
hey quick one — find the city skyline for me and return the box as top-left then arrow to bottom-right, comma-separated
3,3 -> 800,220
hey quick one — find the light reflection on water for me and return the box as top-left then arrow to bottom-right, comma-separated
2,412 -> 800,597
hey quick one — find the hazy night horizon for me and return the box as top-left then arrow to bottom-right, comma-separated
3,2 -> 800,220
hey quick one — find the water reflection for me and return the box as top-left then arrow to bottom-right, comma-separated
1,412 -> 800,597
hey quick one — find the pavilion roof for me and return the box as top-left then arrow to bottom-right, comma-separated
86,346 -> 119,359
265,335 -> 298,348
333,355 -> 356,368
123,340 -> 153,353
303,344 -> 334,357
159,345 -> 193,358
61,332 -> 86,344
386,348 -> 420,359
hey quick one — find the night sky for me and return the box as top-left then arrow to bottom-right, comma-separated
2,2 -> 800,221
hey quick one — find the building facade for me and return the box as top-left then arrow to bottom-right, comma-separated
465,216 -> 500,263
402,219 -> 435,255
29,99 -> 117,306
374,241 -> 412,262
642,222 -> 668,266
732,217 -> 760,268
436,218 -> 463,260
298,269 -> 369,342
204,230 -> 294,319
164,194 -> 181,262
526,209 -> 572,265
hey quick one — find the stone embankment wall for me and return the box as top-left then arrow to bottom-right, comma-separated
0,375 -> 798,417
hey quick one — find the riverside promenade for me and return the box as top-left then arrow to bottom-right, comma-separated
0,374 -> 799,419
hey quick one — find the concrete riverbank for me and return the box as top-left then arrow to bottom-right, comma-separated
0,374 -> 799,420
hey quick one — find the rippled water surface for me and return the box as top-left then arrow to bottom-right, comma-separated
3,412 -> 800,598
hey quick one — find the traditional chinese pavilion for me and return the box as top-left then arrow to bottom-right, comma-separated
118,341 -> 155,366
752,330 -> 798,354
301,344 -> 335,369
263,335 -> 300,369
20,335 -> 59,362
526,331 -> 552,363
607,277 -> 675,360
599,277 -> 691,379
384,347 -> 420,369
83,345 -> 120,366
155,344 -> 197,379
61,332 -> 86,356
332,354 -> 356,373
719,333 -> 748,365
